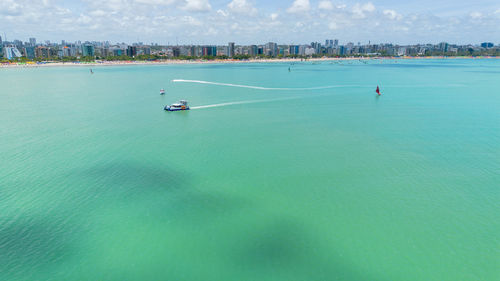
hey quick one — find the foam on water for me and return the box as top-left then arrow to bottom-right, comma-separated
190,96 -> 308,109
172,79 -> 362,90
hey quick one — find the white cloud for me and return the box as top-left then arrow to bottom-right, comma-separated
318,1 -> 334,10
287,0 -> 310,13
328,22 -> 338,30
181,0 -> 211,12
76,14 -> 92,24
2,0 -> 500,46
206,27 -> 217,35
216,9 -> 228,17
227,0 -> 257,15
352,2 -> 375,18
362,2 -> 375,12
0,0 -> 22,15
182,15 -> 202,26
89,10 -> 107,17
383,9 -> 402,20
469,12 -> 482,19
134,0 -> 177,5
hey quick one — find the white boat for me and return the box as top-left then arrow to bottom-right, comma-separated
160,89 -> 165,95
164,100 -> 190,111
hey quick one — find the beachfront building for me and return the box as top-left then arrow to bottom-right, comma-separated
126,46 -> 137,57
228,42 -> 235,57
481,42 -> 494,48
289,45 -> 300,55
265,42 -> 278,56
82,44 -> 95,57
1,34 -> 499,61
25,46 -> 36,59
304,47 -> 315,56
112,48 -> 124,56
4,46 -> 23,60
35,46 -> 49,58
201,46 -> 217,56
248,45 -> 258,56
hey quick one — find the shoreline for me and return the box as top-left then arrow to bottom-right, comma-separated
1,56 -> 499,68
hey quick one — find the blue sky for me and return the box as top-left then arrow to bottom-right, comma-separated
1,0 -> 499,45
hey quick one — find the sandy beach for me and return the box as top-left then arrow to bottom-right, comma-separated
2,56 -> 498,68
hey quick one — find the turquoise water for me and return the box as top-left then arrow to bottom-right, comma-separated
1,59 -> 499,281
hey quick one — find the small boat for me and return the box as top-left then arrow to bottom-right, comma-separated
160,89 -> 165,95
164,100 -> 190,111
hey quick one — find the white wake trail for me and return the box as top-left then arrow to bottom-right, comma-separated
190,96 -> 307,110
173,79 -> 355,91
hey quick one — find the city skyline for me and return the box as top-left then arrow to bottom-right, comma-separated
1,0 -> 500,45
2,34 -> 497,61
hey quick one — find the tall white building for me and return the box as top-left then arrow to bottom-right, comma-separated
4,47 -> 22,60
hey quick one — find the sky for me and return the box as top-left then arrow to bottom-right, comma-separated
1,0 -> 499,45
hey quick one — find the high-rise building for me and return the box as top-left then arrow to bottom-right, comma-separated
13,40 -> 23,48
228,42 -> 235,57
311,42 -> 322,54
82,44 -> 95,57
480,42 -> 494,48
249,45 -> 258,56
4,47 -> 23,60
113,48 -> 124,56
126,46 -> 137,57
62,46 -> 71,57
289,45 -> 299,55
201,46 -> 216,56
334,39 -> 339,47
35,46 -> 49,58
0,36 -> 3,46
29,38 -> 36,46
338,46 -> 345,55
265,42 -> 278,56
189,46 -> 199,57
25,46 -> 36,59
172,47 -> 180,57
438,42 -> 449,52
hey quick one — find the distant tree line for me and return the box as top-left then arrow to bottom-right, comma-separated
2,49 -> 499,64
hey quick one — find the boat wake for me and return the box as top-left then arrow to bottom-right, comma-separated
172,79 -> 354,91
190,96 -> 307,110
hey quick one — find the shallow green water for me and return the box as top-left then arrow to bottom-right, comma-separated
1,59 -> 499,281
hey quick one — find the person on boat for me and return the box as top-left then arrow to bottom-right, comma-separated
376,86 -> 381,96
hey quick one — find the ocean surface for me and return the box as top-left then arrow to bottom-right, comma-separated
1,59 -> 499,281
